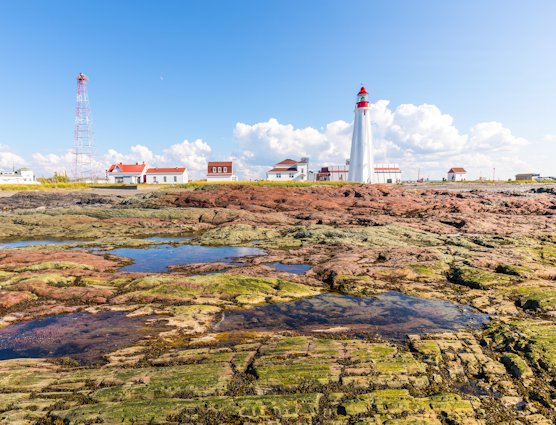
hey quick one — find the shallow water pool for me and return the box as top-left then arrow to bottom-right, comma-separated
264,262 -> 311,274
215,291 -> 488,339
0,311 -> 163,363
112,244 -> 265,272
0,240 -> 80,249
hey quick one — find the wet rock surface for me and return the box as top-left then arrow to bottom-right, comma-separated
0,183 -> 555,424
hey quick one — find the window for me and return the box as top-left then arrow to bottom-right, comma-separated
387,178 -> 392,184
163,176 -> 167,182
174,176 -> 177,182
289,173 -> 294,178
116,177 -> 123,183
223,167 -> 227,173
276,173 -> 281,178
153,176 -> 157,182
218,167 -> 222,173
212,167 -> 217,173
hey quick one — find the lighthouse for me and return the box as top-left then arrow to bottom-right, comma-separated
348,86 -> 374,183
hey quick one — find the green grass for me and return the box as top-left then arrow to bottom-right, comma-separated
2,179 -> 552,192
0,183 -> 134,191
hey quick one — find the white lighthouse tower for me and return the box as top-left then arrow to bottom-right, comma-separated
348,86 -> 374,183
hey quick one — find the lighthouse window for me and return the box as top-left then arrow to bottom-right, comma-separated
212,167 -> 217,173
223,167 -> 227,173
218,167 -> 222,173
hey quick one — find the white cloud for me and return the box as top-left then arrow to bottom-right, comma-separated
385,103 -> 467,154
468,122 -> 527,152
233,118 -> 352,167
32,150 -> 107,178
104,144 -> 163,166
162,139 -> 212,178
0,145 -> 27,169
31,151 -> 75,176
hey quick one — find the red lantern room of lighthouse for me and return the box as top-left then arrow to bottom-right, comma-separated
356,86 -> 369,108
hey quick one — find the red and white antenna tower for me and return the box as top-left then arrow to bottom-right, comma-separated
73,72 -> 95,181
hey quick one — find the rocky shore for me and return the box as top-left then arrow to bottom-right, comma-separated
0,183 -> 555,424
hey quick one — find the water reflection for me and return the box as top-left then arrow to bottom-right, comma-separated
0,311 -> 162,363
264,263 -> 311,274
215,291 -> 488,339
143,236 -> 193,243
112,244 -> 265,272
0,240 -> 79,249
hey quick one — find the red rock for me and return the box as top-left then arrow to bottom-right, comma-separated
0,290 -> 35,309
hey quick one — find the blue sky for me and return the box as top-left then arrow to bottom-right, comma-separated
0,0 -> 555,179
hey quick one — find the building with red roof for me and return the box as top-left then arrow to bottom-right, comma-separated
145,167 -> 188,184
107,163 -> 188,184
107,162 -> 148,184
207,161 -> 238,182
447,167 -> 467,182
266,158 -> 309,181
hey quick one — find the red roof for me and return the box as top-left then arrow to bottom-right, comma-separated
358,86 -> 368,95
375,167 -> 401,171
448,168 -> 466,173
108,163 -> 146,173
146,167 -> 186,174
207,161 -> 233,175
208,161 -> 232,167
276,159 -> 298,165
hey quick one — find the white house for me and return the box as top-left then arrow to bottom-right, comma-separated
374,164 -> 402,184
107,162 -> 147,184
145,167 -> 188,184
207,161 -> 238,182
0,168 -> 39,185
447,167 -> 467,182
266,158 -> 309,181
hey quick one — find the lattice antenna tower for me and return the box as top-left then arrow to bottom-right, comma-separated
73,72 -> 95,181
